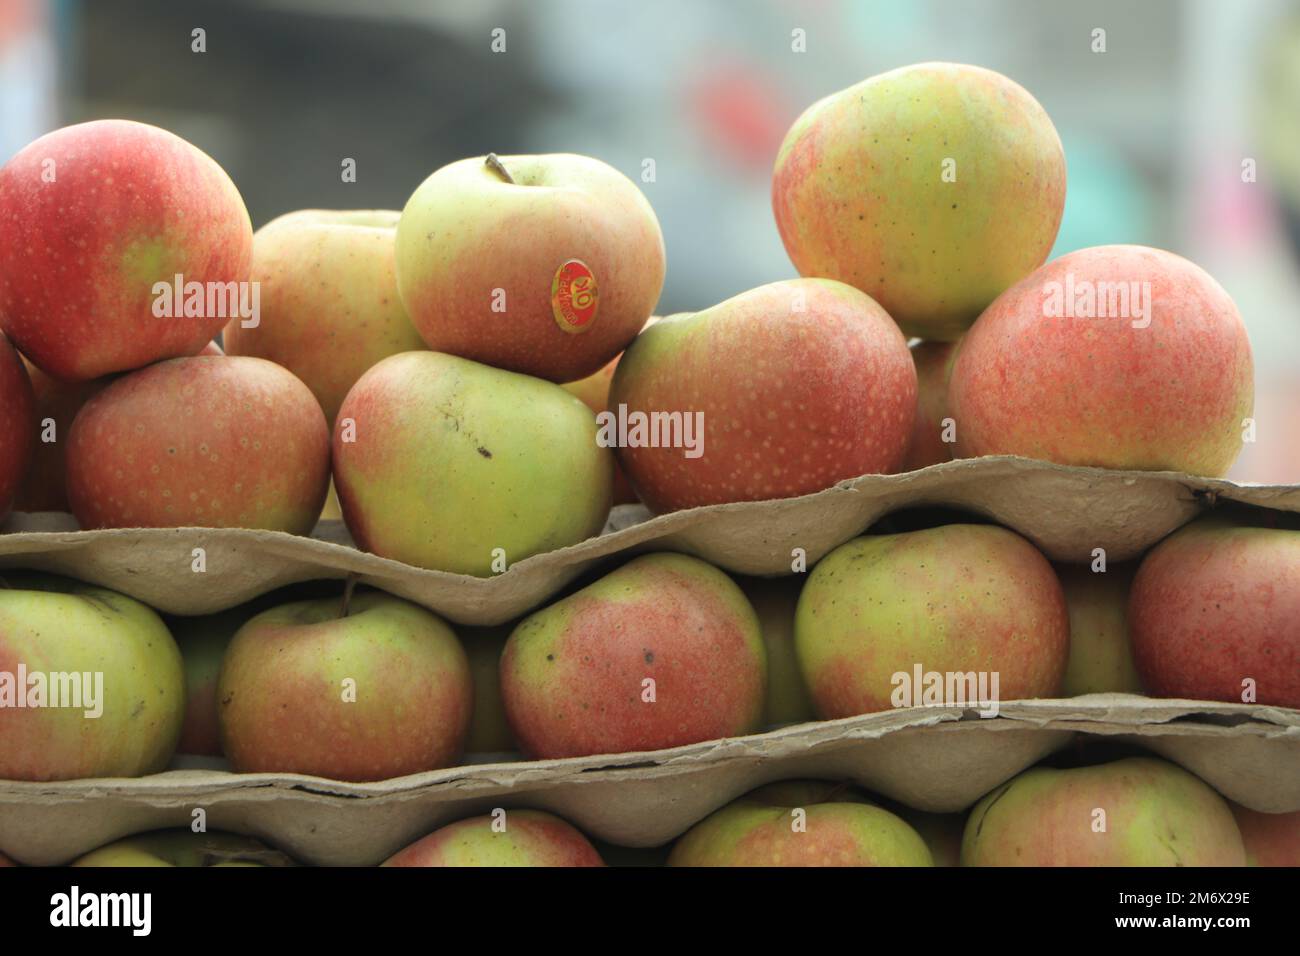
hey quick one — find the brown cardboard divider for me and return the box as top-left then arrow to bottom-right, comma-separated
0,697 -> 1294,866
3,456 -> 1299,626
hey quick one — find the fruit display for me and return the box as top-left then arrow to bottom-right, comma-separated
0,48 -> 1294,879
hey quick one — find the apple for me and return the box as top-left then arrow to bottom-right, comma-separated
562,352 -> 638,505
395,153 -> 665,383
736,575 -> 815,726
668,780 -> 933,866
12,357 -> 105,513
609,278 -> 915,513
216,589 -> 473,781
460,623 -> 515,754
384,810 -> 603,867
949,245 -> 1254,476
1128,517 -> 1300,708
772,62 -> 1065,340
223,209 -> 426,426
899,340 -> 958,471
0,573 -> 184,781
500,553 -> 766,759
795,524 -> 1069,718
896,808 -> 965,867
1058,563 -> 1142,696
168,600 -> 278,757
0,120 -> 252,381
961,756 -> 1247,866
65,355 -> 330,532
0,332 -> 36,520
333,351 -> 612,576
1230,804 -> 1300,866
71,830 -> 294,867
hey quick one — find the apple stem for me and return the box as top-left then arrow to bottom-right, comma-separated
485,153 -> 515,184
339,573 -> 358,618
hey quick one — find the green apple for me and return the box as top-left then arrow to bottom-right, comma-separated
216,589 -> 473,781
383,810 -> 604,866
795,525 -> 1069,717
0,573 -> 184,780
668,780 -> 933,866
962,756 -> 1247,866
333,351 -> 612,576
1058,562 -> 1143,696
395,153 -> 665,383
460,622 -> 515,754
223,210 -> 426,426
71,830 -> 294,867
773,62 -> 1065,339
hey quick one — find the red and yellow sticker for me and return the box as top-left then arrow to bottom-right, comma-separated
551,259 -> 599,334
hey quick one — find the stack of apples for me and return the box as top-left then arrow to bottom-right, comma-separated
0,58 -> 1296,869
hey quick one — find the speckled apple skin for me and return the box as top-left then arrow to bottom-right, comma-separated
949,245 -> 1253,476
500,553 -> 766,759
773,62 -> 1065,340
0,333 -> 35,519
1128,519 -> 1300,709
65,355 -> 330,532
962,758 -> 1247,866
383,810 -> 604,867
795,524 -> 1068,718
217,592 -> 472,782
0,120 -> 252,381
396,153 -> 664,383
223,210 -> 425,426
668,781 -> 932,867
609,278 -> 915,513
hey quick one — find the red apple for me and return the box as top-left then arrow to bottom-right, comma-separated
384,810 -> 603,867
1230,804 -> 1300,866
66,355 -> 330,532
12,357 -> 105,513
1129,517 -> 1300,708
217,590 -> 473,781
500,553 -> 766,759
395,153 -> 665,383
949,245 -> 1254,476
609,278 -> 915,512
0,120 -> 253,381
0,332 -> 36,519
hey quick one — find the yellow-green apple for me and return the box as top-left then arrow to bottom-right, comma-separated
772,62 -> 1065,340
1128,518 -> 1299,708
216,590 -> 472,781
562,352 -> 638,505
395,153 -> 665,383
1230,804 -> 1300,866
383,810 -> 603,867
500,553 -> 766,759
1058,563 -> 1142,696
13,357 -> 105,513
795,524 -> 1068,717
736,575 -> 815,726
950,245 -> 1254,475
609,278 -> 915,513
66,355 -> 330,532
668,780 -> 933,866
71,830 -> 294,867
460,622 -> 515,754
0,120 -> 253,381
961,757 -> 1247,866
0,573 -> 184,780
168,599 -> 278,757
900,340 -> 958,471
333,351 -> 612,576
0,332 -> 35,519
223,210 -> 425,425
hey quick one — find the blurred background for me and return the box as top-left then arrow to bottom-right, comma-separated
1,0 -> 1298,481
